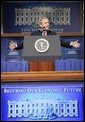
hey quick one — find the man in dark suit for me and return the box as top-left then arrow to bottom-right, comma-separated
9,16 -> 80,50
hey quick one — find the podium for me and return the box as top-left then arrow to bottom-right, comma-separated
22,35 -> 62,71
29,60 -> 55,71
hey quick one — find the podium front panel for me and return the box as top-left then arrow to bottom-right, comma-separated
22,35 -> 62,60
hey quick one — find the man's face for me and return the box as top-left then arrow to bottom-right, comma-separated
40,18 -> 50,30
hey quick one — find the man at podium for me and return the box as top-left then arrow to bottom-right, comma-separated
9,17 -> 80,71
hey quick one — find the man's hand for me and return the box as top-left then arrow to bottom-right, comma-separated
9,41 -> 18,50
70,40 -> 80,48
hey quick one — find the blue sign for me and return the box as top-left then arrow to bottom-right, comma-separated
2,1 -> 82,33
61,36 -> 84,59
1,82 -> 84,121
1,37 -> 24,61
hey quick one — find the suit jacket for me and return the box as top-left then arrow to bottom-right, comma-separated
15,30 -> 72,50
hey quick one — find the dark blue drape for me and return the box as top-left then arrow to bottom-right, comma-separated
55,59 -> 84,71
1,59 -> 84,72
1,61 -> 29,72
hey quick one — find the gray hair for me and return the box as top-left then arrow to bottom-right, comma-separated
38,16 -> 49,25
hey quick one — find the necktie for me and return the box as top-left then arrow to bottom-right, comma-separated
42,31 -> 47,36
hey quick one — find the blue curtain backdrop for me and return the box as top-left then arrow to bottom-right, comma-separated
3,1 -> 82,33
1,59 -> 84,72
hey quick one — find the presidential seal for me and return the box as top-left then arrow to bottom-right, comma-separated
35,38 -> 49,53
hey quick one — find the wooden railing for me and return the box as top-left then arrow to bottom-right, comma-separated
1,71 -> 84,82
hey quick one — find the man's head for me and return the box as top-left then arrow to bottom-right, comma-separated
38,17 -> 50,30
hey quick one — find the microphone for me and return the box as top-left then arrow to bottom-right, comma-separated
39,27 -> 46,32
42,27 -> 46,31
40,27 -> 49,32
